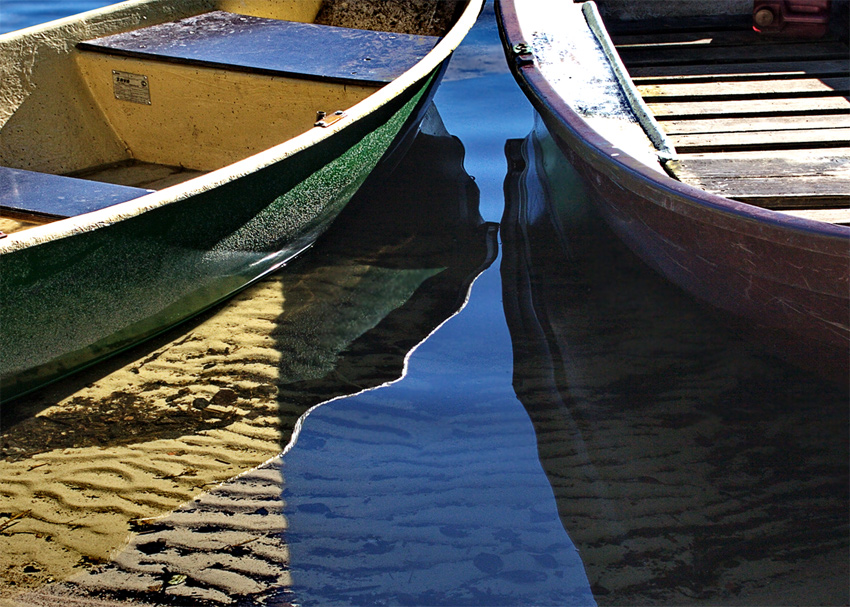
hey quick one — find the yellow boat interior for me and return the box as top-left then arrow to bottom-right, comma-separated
0,0 -> 462,233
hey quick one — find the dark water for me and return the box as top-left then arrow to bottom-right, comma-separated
1,2 -> 848,606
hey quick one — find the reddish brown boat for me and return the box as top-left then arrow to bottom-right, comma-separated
496,0 -> 849,380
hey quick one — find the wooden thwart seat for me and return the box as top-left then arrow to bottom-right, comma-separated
1,11 -> 443,229
77,11 -> 441,85
0,166 -> 152,220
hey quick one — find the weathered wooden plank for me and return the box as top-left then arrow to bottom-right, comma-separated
612,28 -> 843,48
667,148 -> 850,207
0,213 -> 56,235
670,127 -> 850,152
611,22 -> 850,218
688,183 -> 848,208
639,77 -> 849,101
618,41 -> 849,66
661,114 -> 850,135
667,148 -> 850,177
778,208 -> 850,224
0,166 -> 152,219
733,192 -> 850,209
628,59 -> 850,83
79,11 -> 440,84
649,96 -> 850,118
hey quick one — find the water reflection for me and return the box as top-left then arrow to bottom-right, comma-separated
268,106 -> 500,421
501,117 -> 850,606
264,108 -> 593,604
277,262 -> 593,606
39,111 -> 601,606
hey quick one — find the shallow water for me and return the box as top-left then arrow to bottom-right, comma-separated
1,2 -> 848,606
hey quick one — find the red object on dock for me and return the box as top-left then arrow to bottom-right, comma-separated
753,0 -> 831,37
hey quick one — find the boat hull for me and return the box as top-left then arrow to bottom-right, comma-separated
496,1 -> 850,381
546,119 -> 850,380
549,121 -> 849,379
0,68 -> 441,402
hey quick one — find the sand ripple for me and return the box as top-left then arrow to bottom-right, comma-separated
0,239 -> 446,602
0,277 -> 287,598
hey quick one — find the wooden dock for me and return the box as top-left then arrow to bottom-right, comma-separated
611,21 -> 850,224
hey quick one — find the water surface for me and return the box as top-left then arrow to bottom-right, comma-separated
0,2 -> 847,606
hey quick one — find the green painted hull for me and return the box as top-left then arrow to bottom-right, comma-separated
0,69 -> 440,403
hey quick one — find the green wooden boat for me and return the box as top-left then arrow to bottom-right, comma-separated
0,0 -> 483,403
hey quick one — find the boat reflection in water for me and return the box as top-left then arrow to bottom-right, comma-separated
2,106 -> 500,605
501,117 -> 849,606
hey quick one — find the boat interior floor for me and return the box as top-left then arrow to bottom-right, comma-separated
66,160 -> 208,191
609,18 -> 850,225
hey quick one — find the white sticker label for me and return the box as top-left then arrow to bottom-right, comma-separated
112,70 -> 151,105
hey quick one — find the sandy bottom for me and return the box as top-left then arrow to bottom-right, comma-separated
0,271 -> 321,604
0,231 -> 437,605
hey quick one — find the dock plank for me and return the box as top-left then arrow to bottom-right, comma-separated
661,114 -> 850,135
667,148 -> 850,208
648,96 -> 850,118
778,208 -> 850,224
612,29 -> 844,48
605,14 -> 750,37
639,77 -> 849,101
667,148 -> 850,177
669,127 -> 850,152
618,41 -> 849,66
628,59 -> 850,82
617,19 -> 849,218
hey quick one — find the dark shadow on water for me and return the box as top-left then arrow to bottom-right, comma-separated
270,105 -> 499,437
259,108 -> 595,607
501,117 -> 850,606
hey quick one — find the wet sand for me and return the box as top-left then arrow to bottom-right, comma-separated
0,276 -> 294,601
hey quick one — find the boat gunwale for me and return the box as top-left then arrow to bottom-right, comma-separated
0,0 -> 483,253
495,0 -> 850,249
